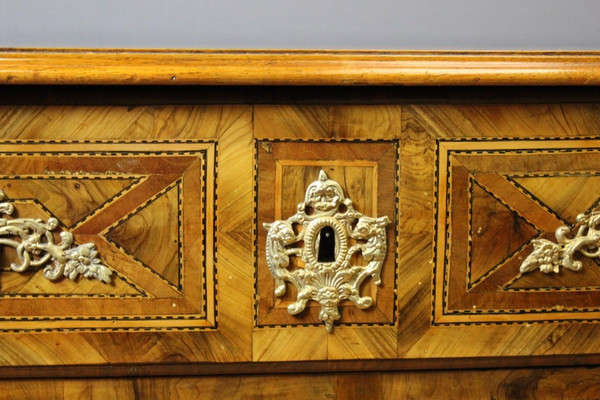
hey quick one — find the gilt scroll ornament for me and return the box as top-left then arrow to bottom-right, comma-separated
263,170 -> 390,332
0,190 -> 111,285
520,210 -> 600,274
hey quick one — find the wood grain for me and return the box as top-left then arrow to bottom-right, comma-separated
1,367 -> 599,399
1,50 -> 600,85
396,109 -> 436,357
402,105 -> 600,362
254,106 -> 400,360
3,89 -> 600,374
405,103 -> 600,140
0,104 -> 254,366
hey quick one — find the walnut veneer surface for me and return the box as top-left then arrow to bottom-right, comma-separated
0,83 -> 599,396
2,366 -> 600,400
0,86 -> 598,369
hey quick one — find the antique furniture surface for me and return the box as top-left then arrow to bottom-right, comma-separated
1,50 -> 600,398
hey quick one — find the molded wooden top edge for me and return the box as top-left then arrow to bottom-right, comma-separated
1,49 -> 600,85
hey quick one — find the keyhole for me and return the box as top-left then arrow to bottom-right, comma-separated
317,226 -> 336,262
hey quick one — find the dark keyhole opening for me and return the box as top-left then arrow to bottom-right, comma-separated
317,226 -> 336,262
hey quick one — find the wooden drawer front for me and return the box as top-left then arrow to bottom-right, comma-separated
4,99 -> 600,371
0,141 -> 215,331
436,138 -> 600,325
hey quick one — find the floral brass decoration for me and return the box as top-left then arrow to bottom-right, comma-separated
0,190 -> 112,286
263,170 -> 390,332
520,210 -> 600,274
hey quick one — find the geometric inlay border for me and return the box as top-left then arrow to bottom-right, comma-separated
0,140 -> 217,332
104,179 -> 184,293
254,138 -> 400,330
435,137 -> 600,326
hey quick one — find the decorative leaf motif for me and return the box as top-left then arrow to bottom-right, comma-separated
520,239 -> 562,273
64,243 -> 112,283
264,170 -> 390,332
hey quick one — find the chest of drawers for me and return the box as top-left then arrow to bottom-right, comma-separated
1,51 -> 600,385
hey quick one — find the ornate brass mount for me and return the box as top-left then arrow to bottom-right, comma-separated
0,190 -> 111,286
263,170 -> 390,332
520,210 -> 600,274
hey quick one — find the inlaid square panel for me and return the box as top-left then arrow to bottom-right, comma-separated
0,140 -> 215,331
255,139 -> 399,329
435,138 -> 600,325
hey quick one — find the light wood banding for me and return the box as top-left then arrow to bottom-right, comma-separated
1,50 -> 600,85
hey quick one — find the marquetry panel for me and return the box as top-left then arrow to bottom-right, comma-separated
393,104 -> 600,364
4,89 -> 600,376
0,104 -> 254,368
435,138 -> 600,325
0,140 -> 215,331
251,105 -> 402,361
255,140 -> 398,328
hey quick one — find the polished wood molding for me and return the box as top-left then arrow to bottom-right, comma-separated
1,354 -> 600,379
1,49 -> 600,85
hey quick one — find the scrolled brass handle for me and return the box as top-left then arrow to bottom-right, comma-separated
0,190 -> 111,287
520,210 -> 600,274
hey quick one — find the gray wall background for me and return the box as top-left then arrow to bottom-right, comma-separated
1,0 -> 599,50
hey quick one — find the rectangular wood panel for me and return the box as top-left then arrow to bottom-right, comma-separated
436,138 -> 600,324
252,106 -> 402,361
0,140 -> 215,331
255,140 -> 398,328
397,104 -> 600,362
0,105 -> 254,366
